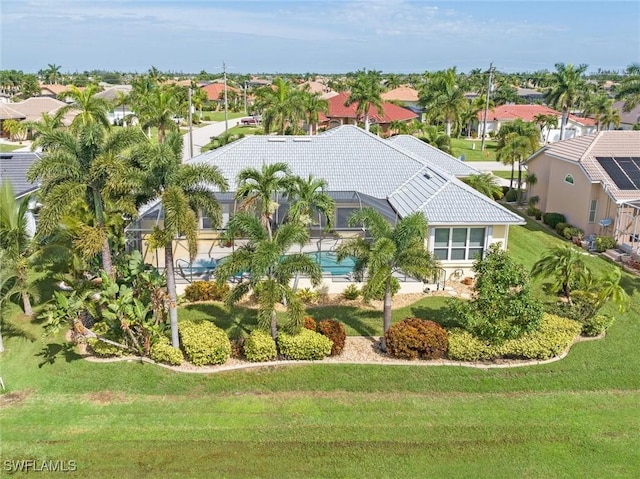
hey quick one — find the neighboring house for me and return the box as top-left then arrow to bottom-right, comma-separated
526,131 -> 640,253
381,86 -> 421,111
612,100 -> 640,130
476,104 -> 597,142
39,83 -> 70,99
318,92 -> 418,134
201,83 -> 241,105
0,104 -> 26,137
93,85 -> 134,125
0,152 -> 42,235
132,125 -> 523,284
3,97 -> 77,136
516,88 -> 545,103
299,80 -> 334,96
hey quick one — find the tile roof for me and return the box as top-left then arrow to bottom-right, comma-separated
186,125 -> 523,226
93,85 -> 132,102
39,84 -> 72,96
299,81 -> 333,95
386,135 -> 479,177
613,100 -> 640,125
478,104 -> 596,126
322,92 -> 417,124
381,86 -> 419,103
536,131 -> 640,203
201,83 -> 241,101
0,152 -> 41,198
9,97 -> 76,125
0,104 -> 26,120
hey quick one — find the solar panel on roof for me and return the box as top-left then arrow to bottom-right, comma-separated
595,156 -> 639,190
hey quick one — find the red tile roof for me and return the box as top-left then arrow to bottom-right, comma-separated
201,83 -> 240,101
321,92 -> 417,124
478,104 -> 596,126
381,86 -> 419,103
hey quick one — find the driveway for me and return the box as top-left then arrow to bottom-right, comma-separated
182,119 -> 242,161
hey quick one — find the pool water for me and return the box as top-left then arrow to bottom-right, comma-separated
306,251 -> 356,275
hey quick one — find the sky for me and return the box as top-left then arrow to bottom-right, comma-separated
1,0 -> 639,75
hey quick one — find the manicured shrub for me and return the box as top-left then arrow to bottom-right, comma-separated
504,189 -> 518,202
542,212 -> 566,229
179,320 -> 231,366
342,284 -> 360,300
277,329 -> 333,360
244,330 -> 277,362
303,316 -> 317,331
150,336 -> 184,365
184,281 -> 229,302
555,222 -> 571,235
595,236 -> 616,252
87,321 -> 125,358
296,288 -> 320,304
447,314 -> 581,361
564,227 -> 583,240
535,209 -> 543,220
317,319 -> 346,356
526,205 -> 538,217
581,314 -> 615,337
385,318 -> 448,360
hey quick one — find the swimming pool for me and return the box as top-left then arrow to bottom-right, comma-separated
306,251 -> 356,276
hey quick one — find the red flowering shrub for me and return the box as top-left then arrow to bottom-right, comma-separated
317,319 -> 346,356
385,318 -> 448,360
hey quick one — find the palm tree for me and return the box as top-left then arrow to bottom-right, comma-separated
28,111 -> 65,149
531,244 -> 587,304
463,173 -> 504,199
45,63 -> 61,84
336,208 -> 438,349
215,212 -> 322,340
132,132 -> 229,347
286,174 -> 336,228
58,84 -> 111,132
0,181 -> 39,316
419,67 -> 467,137
136,86 -> 181,143
497,119 -> 540,192
236,162 -> 294,240
27,123 -> 146,276
615,63 -> 640,112
302,91 -> 328,135
579,267 -> 629,313
345,69 -> 384,132
419,125 -> 452,154
254,78 -> 305,135
533,113 -> 558,143
545,63 -> 588,141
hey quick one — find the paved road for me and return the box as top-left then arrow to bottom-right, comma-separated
182,118 -> 242,161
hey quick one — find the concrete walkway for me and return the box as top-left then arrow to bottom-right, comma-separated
181,119 -> 242,161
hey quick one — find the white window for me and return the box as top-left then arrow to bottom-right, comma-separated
588,199 -> 597,223
433,227 -> 486,261
564,174 -> 574,185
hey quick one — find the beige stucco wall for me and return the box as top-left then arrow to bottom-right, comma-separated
528,153 -> 617,235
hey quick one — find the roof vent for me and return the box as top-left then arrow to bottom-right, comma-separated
293,137 -> 312,142
267,137 -> 286,142
423,172 -> 431,180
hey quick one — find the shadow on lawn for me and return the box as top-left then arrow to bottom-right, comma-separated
409,302 -> 459,329
35,342 -> 83,368
306,305 -> 378,337
181,303 -> 257,339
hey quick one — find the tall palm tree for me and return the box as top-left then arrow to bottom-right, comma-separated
136,86 -> 181,143
345,69 -> 384,132
286,174 -> 336,228
215,212 -> 322,340
45,63 -> 62,84
254,78 -> 305,135
236,162 -> 294,240
600,107 -> 621,131
302,91 -> 328,135
531,244 -> 587,304
545,63 -> 588,141
27,123 -> 146,276
58,84 -> 112,132
497,133 -> 530,191
419,67 -> 467,137
28,111 -> 65,149
615,63 -> 640,112
533,113 -> 558,144
132,132 -> 229,347
336,208 -> 438,349
583,93 -> 616,131
497,119 -> 540,192
463,173 -> 504,200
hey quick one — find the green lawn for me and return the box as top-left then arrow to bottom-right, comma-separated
201,111 -> 246,122
0,143 -> 23,152
2,217 -> 640,478
451,137 -> 498,161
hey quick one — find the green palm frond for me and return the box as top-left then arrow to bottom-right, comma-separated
225,212 -> 268,243
348,207 -> 392,239
37,181 -> 87,234
275,254 -> 322,287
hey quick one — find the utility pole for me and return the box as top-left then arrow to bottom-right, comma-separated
481,62 -> 494,152
243,80 -> 247,114
223,61 -> 228,134
188,87 -> 193,158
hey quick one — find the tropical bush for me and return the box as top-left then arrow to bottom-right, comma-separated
150,336 -> 184,365
243,330 -> 277,362
564,227 -> 583,240
581,314 -> 615,337
542,212 -> 566,229
447,314 -> 581,361
87,321 -> 125,358
184,281 -> 230,302
277,329 -> 333,360
384,318 -> 448,360
342,284 -> 360,300
595,236 -> 616,252
179,320 -> 231,366
504,189 -> 518,202
296,288 -> 320,304
554,222 -> 571,235
317,319 -> 346,356
303,316 -> 317,331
